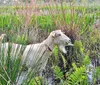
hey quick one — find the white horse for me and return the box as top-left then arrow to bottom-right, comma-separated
0,30 -> 73,84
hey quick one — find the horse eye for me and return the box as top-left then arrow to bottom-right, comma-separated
58,34 -> 61,36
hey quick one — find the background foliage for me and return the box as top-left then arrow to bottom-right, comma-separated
0,0 -> 100,85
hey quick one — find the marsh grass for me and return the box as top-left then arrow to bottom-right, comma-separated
0,0 -> 100,85
0,44 -> 21,84
0,42 -> 46,85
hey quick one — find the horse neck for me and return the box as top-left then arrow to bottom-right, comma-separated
42,36 -> 55,50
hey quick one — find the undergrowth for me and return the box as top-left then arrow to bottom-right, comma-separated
0,0 -> 100,85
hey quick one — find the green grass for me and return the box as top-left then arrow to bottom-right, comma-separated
0,15 -> 24,31
0,12 -> 97,32
0,3 -> 100,85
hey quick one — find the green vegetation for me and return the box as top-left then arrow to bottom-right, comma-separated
0,1 -> 100,85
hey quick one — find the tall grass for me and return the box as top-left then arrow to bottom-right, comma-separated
0,0 -> 100,85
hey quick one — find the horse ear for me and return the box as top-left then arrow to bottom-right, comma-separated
52,32 -> 56,38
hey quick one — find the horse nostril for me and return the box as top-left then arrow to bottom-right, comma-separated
69,40 -> 71,42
